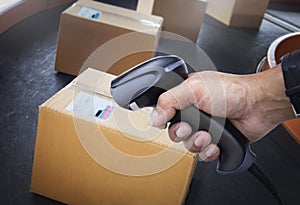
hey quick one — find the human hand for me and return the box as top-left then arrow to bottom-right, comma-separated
148,64 -> 294,161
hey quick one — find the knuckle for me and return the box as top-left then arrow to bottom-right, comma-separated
157,91 -> 175,107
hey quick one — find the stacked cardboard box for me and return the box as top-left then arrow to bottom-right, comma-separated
137,0 -> 208,43
54,0 -> 163,76
31,68 -> 198,204
206,0 -> 270,28
32,1 -> 203,203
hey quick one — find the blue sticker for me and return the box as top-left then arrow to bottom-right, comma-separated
79,7 -> 102,21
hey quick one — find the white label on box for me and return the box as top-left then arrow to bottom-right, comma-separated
66,92 -> 115,123
79,7 -> 102,21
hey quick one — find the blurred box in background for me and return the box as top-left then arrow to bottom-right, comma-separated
206,0 -> 270,28
31,68 -> 197,205
137,0 -> 207,43
54,0 -> 163,76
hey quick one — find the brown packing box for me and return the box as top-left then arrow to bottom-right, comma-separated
137,0 -> 207,43
206,0 -> 270,28
31,68 -> 198,205
54,0 -> 163,76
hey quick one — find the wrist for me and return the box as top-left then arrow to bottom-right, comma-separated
250,64 -> 295,125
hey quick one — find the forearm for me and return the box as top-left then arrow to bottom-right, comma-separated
200,65 -> 296,141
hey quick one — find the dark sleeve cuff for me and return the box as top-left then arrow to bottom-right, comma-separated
281,49 -> 300,117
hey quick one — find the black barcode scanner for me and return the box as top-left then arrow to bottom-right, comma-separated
110,55 -> 256,175
110,55 -> 284,204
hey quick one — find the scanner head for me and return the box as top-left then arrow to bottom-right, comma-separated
110,55 -> 188,110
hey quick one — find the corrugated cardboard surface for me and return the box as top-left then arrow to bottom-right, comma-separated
31,68 -> 198,205
54,0 -> 163,76
206,0 -> 270,28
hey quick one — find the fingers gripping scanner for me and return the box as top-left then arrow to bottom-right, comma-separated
110,55 -> 256,175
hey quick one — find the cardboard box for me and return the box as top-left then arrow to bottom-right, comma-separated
137,0 -> 155,14
137,0 -> 207,43
206,0 -> 270,28
31,68 -> 198,205
54,0 -> 163,76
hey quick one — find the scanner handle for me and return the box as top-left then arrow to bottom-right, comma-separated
170,106 -> 256,175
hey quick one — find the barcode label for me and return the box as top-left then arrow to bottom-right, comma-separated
66,92 -> 115,123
